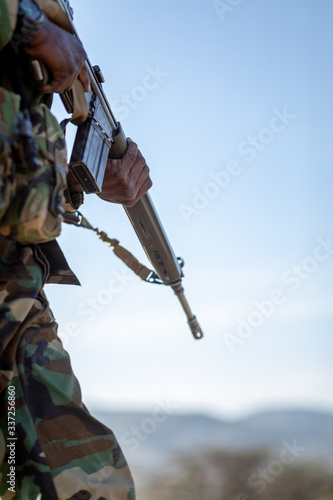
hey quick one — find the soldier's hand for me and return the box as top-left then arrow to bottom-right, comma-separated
97,139 -> 153,207
24,18 -> 90,94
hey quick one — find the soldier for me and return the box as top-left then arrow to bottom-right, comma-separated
0,0 -> 152,498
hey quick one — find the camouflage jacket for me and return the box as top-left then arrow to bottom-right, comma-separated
0,0 -> 18,50
0,0 -> 80,285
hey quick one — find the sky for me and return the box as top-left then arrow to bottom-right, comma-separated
47,0 -> 333,421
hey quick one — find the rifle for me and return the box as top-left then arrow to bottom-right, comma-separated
35,0 -> 203,340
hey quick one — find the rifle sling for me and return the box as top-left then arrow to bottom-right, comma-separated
63,211 -> 153,282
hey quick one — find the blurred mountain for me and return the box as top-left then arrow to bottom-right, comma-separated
92,408 -> 333,484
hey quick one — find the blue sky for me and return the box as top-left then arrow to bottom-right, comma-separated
47,0 -> 333,420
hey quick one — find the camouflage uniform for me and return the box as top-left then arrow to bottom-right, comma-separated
0,1 -> 135,498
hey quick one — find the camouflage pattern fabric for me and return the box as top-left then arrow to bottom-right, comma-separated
0,1 -> 137,498
0,238 -> 136,499
38,240 -> 80,285
0,0 -> 68,246
0,0 -> 19,52
0,86 -> 68,245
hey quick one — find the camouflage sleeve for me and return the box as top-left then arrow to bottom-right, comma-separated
0,0 -> 19,51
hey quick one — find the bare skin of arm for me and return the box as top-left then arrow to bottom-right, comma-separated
24,19 -> 152,205
24,17 -> 90,94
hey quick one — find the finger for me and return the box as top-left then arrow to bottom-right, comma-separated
123,141 -> 138,168
136,164 -> 152,189
125,177 -> 153,207
78,66 -> 91,93
64,63 -> 85,92
61,57 -> 86,92
42,81 -> 66,94
128,165 -> 152,204
43,81 -> 71,94
40,84 -> 55,94
42,71 -> 76,94
129,145 -> 146,167
130,153 -> 148,181
126,139 -> 138,157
